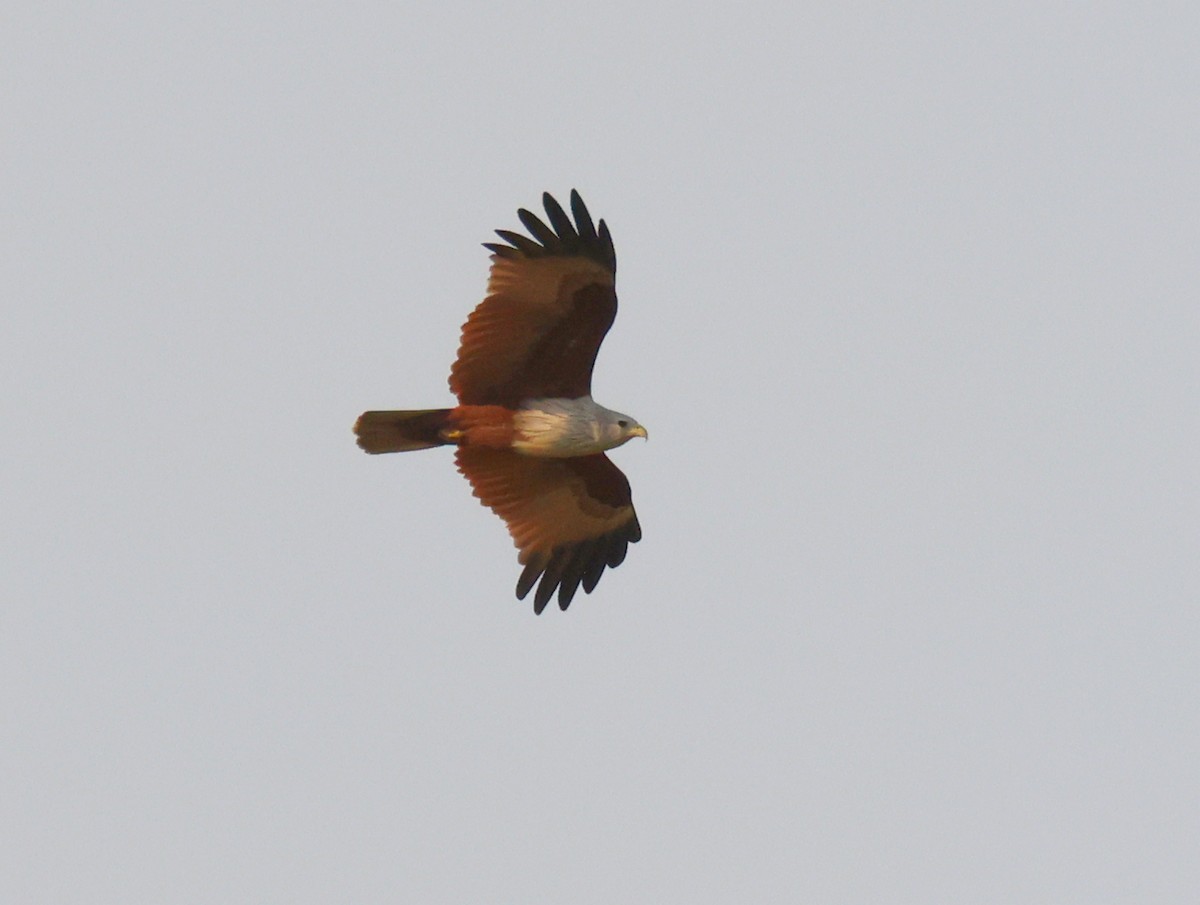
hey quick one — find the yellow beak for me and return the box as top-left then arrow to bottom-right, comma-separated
630,425 -> 648,440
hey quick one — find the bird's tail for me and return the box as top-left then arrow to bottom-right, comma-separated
354,409 -> 454,454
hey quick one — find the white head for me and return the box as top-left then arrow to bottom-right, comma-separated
596,405 -> 648,449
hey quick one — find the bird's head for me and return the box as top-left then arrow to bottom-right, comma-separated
603,410 -> 648,448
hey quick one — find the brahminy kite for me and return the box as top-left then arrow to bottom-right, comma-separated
355,191 -> 646,613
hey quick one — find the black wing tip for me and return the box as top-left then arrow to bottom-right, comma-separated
493,228 -> 544,257
515,521 -> 641,614
488,190 -> 615,273
569,189 -> 598,243
482,241 -> 519,258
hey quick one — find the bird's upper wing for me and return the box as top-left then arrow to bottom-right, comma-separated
456,446 -> 641,613
449,191 -> 618,407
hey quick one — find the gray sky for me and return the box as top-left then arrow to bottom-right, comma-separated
3,3 -> 1196,902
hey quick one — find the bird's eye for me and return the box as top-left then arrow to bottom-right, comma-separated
617,420 -> 628,428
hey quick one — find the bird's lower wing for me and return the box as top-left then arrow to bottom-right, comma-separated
455,448 -> 641,613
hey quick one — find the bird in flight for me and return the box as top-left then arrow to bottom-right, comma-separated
355,191 -> 646,613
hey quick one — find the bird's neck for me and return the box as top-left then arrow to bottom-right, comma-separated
511,396 -> 610,457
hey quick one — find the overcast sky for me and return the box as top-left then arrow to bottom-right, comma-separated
3,3 -> 1196,903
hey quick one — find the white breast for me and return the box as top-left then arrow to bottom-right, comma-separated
511,397 -> 609,457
